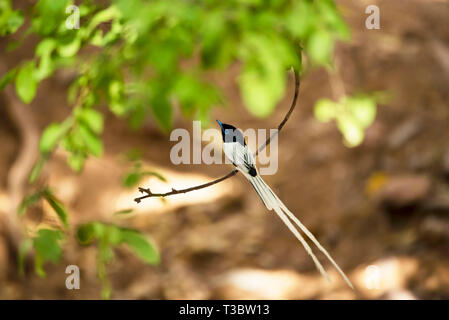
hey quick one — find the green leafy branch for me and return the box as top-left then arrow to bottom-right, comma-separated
77,222 -> 159,299
18,187 -> 159,298
315,94 -> 380,147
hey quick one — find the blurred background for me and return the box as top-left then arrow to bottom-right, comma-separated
0,0 -> 448,299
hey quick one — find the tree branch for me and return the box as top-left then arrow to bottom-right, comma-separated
134,68 -> 300,203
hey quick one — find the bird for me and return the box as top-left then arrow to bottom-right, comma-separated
216,120 -> 354,289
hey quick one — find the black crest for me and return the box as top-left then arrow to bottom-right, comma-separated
217,120 -> 246,146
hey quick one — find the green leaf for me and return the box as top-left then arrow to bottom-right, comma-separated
285,1 -> 315,39
142,171 -> 167,182
67,152 -> 85,172
317,0 -> 351,40
18,239 -> 32,275
123,172 -> 141,187
35,38 -> 57,57
57,37 -> 81,58
34,53 -> 53,81
29,156 -> 47,183
34,253 -> 46,277
78,123 -> 103,157
32,0 -> 69,36
314,98 -> 336,122
346,96 -> 376,128
0,5 -> 24,36
18,191 -> 44,215
108,80 -> 123,101
39,123 -> 63,153
34,230 -> 63,262
33,229 -> 64,277
307,29 -> 333,66
77,222 -> 121,246
150,93 -> 172,131
15,62 -> 37,104
86,6 -> 120,34
77,109 -> 104,134
34,39 -> 57,81
0,68 -> 17,90
337,115 -> 364,147
239,65 -> 284,117
123,170 -> 166,188
42,190 -> 69,228
114,209 -> 134,216
108,80 -> 127,116
120,229 -> 159,265
76,223 -> 96,245
106,225 -> 123,246
238,35 -> 287,117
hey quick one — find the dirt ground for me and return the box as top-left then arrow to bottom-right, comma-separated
0,0 -> 448,299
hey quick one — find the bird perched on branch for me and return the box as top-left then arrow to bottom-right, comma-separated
217,120 -> 353,289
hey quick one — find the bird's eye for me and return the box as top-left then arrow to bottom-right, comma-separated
225,129 -> 230,134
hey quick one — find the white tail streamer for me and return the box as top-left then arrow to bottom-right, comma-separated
248,175 -> 354,289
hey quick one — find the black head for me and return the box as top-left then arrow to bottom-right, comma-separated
216,120 -> 246,145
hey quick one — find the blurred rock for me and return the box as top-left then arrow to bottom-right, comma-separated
387,119 -> 423,150
213,268 -> 327,300
380,289 -> 417,300
430,40 -> 449,76
375,174 -> 431,207
422,265 -> 449,296
115,273 -> 161,299
352,257 -> 418,299
420,216 -> 449,241
320,289 -> 357,300
422,190 -> 449,212
306,144 -> 333,166
162,262 -> 211,299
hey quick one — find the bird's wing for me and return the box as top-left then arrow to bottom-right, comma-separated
223,142 -> 256,174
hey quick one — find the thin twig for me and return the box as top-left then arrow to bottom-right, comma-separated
134,68 -> 300,203
328,53 -> 346,101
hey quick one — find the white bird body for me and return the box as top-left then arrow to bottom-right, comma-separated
220,127 -> 354,289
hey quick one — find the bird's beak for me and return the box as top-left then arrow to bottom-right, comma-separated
216,119 -> 224,130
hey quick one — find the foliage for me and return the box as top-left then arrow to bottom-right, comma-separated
315,94 -> 379,147
0,0 -> 24,36
76,222 -> 159,299
17,228 -> 65,278
1,0 -> 351,168
122,160 -> 166,188
0,0 -> 367,178
18,188 -> 69,228
18,187 -> 157,298
32,229 -> 65,277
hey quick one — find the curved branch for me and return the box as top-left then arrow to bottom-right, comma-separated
134,68 -> 300,203
2,87 -> 40,249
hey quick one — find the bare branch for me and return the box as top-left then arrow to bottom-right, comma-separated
134,68 -> 300,203
2,87 -> 40,249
